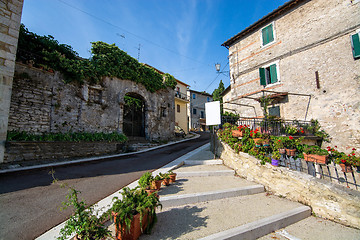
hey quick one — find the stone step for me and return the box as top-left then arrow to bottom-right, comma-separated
176,170 -> 234,177
199,206 -> 311,240
139,192 -> 308,240
160,185 -> 264,208
184,159 -> 223,165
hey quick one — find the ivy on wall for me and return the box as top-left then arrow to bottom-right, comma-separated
16,24 -> 177,92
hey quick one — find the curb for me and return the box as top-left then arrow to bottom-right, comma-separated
160,185 -> 264,208
176,170 -> 234,177
0,134 -> 200,174
35,141 -> 208,240
198,206 -> 311,240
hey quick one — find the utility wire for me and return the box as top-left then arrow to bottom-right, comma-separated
57,0 -> 212,68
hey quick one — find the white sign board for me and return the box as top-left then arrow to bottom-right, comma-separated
205,101 -> 221,126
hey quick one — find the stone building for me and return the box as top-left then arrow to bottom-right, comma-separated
175,79 -> 190,133
188,89 -> 213,131
0,0 -> 23,163
8,63 -> 175,141
221,0 -> 360,151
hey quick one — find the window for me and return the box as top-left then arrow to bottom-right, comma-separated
193,108 -> 197,115
261,23 -> 274,46
200,111 -> 204,118
207,97 -> 210,102
351,32 -> 360,59
177,104 -> 180,113
88,88 -> 102,104
161,107 -> 166,117
259,63 -> 278,86
269,106 -> 280,117
192,93 -> 196,99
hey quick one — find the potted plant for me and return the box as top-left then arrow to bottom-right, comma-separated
255,138 -> 263,147
285,125 -> 298,135
347,148 -> 359,173
271,151 -> 281,167
151,175 -> 162,191
303,145 -> 329,164
159,172 -> 170,186
272,136 -> 286,154
167,170 -> 177,183
58,188 -> 111,240
110,187 -> 161,240
139,172 -> 158,196
262,133 -> 271,148
335,157 -> 353,173
250,129 -> 262,146
284,136 -> 303,156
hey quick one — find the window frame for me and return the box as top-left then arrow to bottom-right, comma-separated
193,108 -> 197,115
192,93 -> 196,99
259,61 -> 280,86
261,22 -> 276,47
177,104 -> 180,113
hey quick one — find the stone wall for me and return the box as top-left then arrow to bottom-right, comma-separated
0,0 -> 23,163
8,63 -> 175,141
214,137 -> 360,229
225,0 -> 360,152
4,141 -> 125,164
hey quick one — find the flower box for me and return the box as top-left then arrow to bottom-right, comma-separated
303,153 -> 329,164
286,148 -> 296,156
231,130 -> 244,137
339,163 -> 353,173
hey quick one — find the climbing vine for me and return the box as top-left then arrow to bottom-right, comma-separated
16,24 -> 177,92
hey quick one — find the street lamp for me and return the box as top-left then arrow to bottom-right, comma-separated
215,63 -> 221,72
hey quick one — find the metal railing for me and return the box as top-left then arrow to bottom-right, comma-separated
175,91 -> 189,101
278,154 -> 360,190
221,116 -> 315,136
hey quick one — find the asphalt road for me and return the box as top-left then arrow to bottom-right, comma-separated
0,133 -> 209,240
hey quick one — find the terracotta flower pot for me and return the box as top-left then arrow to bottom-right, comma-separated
231,130 -> 243,137
145,189 -> 158,198
151,180 -> 162,191
279,148 -> 286,154
113,212 -> 143,240
162,178 -> 170,186
339,163 -> 353,173
169,173 -> 177,183
286,148 -> 296,156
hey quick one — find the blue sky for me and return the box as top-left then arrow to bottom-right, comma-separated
21,0 -> 288,93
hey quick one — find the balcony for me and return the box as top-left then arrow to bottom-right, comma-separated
175,91 -> 190,102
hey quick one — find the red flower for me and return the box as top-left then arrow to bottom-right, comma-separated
278,140 -> 281,142
352,148 -> 356,151
341,159 -> 346,164
335,146 -> 337,148
301,130 -> 304,133
289,136 -> 294,140
250,133 -> 253,137
352,153 -> 355,156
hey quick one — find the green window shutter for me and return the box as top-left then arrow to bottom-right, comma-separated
351,33 -> 360,59
262,27 -> 268,45
269,64 -> 278,83
259,68 -> 266,86
262,24 -> 274,45
268,24 -> 274,43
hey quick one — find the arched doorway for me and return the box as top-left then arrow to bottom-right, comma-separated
123,93 -> 145,137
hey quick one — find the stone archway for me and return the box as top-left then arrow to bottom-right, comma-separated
123,93 -> 145,137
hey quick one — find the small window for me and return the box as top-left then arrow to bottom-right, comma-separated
161,107 -> 166,117
88,88 -> 102,104
192,93 -> 196,99
201,111 -> 204,118
207,97 -> 210,102
177,104 -> 180,113
259,63 -> 278,86
193,108 -> 197,115
351,32 -> 360,59
261,23 -> 274,46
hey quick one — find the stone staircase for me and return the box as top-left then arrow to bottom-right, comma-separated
108,144 -> 360,239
